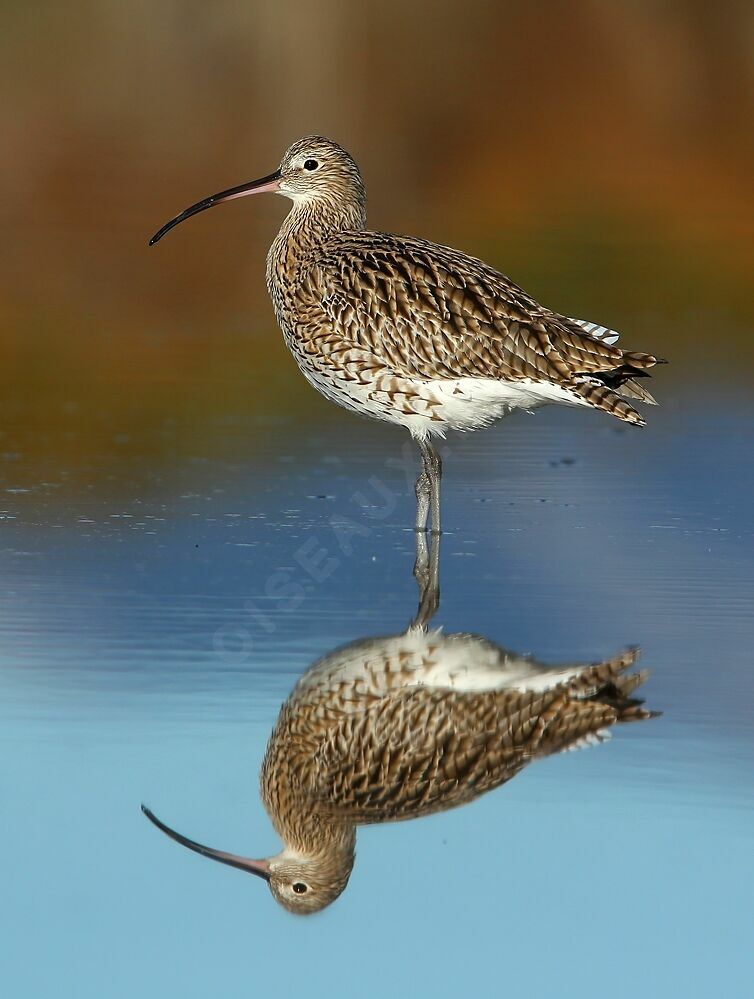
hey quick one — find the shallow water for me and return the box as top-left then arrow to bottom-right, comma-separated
1,371 -> 753,998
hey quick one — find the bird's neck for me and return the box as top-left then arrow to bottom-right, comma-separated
290,193 -> 366,241
266,197 -> 366,312
282,824 -> 356,869
264,772 -> 356,860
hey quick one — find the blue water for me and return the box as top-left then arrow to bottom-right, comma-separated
1,381 -> 753,998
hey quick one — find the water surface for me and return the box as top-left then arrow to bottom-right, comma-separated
1,366 -> 752,997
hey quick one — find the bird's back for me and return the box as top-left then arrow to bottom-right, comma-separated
261,632 -> 656,830
291,228 -> 660,429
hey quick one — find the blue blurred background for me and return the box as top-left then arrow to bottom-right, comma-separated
1,2 -> 753,997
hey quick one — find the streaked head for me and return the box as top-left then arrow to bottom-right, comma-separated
266,850 -> 354,915
141,805 -> 354,915
277,135 -> 365,208
149,135 -> 365,245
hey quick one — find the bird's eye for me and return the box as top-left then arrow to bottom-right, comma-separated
303,159 -> 319,171
292,882 -> 308,895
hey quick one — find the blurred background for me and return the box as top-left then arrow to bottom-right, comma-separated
1,0 -> 752,486
2,4 -> 754,998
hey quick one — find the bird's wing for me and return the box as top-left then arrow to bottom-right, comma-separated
303,648 -> 655,824
301,231 -> 654,386
305,684 -> 555,825
567,318 -> 620,345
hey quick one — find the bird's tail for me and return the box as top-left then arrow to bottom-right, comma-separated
568,379 -> 646,425
566,351 -> 665,426
536,648 -> 660,756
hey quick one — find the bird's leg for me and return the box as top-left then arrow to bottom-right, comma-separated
414,441 -> 432,533
411,528 -> 441,630
422,439 -> 442,535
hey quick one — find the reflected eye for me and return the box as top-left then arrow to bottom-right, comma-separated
303,159 -> 319,171
292,882 -> 308,895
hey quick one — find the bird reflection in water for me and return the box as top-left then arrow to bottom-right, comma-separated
142,534 -> 658,914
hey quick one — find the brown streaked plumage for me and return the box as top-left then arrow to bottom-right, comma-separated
142,536 -> 659,915
150,136 -> 664,532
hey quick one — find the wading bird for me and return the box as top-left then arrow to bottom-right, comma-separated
150,137 -> 663,532
142,535 -> 658,914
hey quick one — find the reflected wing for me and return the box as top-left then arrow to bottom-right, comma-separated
308,686 -> 533,824
307,649 -> 654,824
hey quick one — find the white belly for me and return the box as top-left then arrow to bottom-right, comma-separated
296,630 -> 591,703
292,350 -> 587,440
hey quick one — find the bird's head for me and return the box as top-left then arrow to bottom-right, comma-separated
149,135 -> 365,245
265,849 -> 355,915
277,135 -> 365,209
141,805 -> 354,915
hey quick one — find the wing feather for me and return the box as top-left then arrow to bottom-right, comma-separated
302,232 -> 651,388
287,646 -> 655,825
307,685 -> 559,824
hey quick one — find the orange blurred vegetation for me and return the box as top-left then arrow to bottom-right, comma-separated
1,0 -> 752,479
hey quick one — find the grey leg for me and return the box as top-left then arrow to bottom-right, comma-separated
411,529 -> 441,630
419,439 -> 442,535
414,446 -> 431,533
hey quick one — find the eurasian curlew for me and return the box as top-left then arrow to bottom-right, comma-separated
150,136 -> 664,532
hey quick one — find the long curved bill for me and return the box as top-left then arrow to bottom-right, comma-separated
149,170 -> 282,245
141,805 -> 270,881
